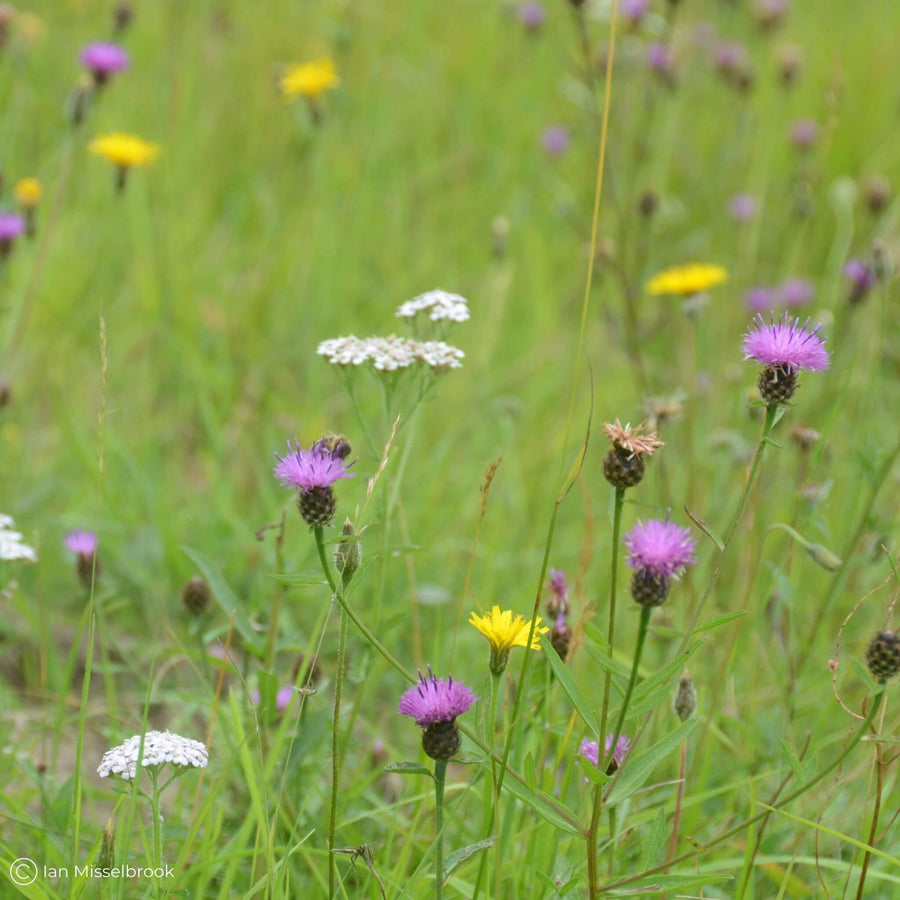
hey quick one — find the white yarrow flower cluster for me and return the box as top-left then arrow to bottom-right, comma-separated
396,289 -> 470,323
97,730 -> 208,780
0,515 -> 38,563
318,335 -> 463,372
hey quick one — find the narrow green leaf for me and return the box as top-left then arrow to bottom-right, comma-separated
182,546 -> 263,654
684,506 -> 724,550
779,739 -> 806,784
607,718 -> 698,805
639,808 -> 668,871
849,657 -> 879,694
607,873 -> 732,895
268,572 -> 328,586
695,610 -> 747,633
442,837 -> 496,880
384,762 -> 433,779
524,752 -> 537,792
544,640 -> 598,736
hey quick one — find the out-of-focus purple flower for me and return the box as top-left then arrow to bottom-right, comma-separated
844,259 -> 877,303
790,119 -> 819,149
742,314 -> 830,372
579,734 -> 631,773
80,42 -> 130,83
622,0 -> 648,25
250,685 -> 294,713
0,212 -> 25,257
64,530 -> 98,556
647,42 -> 674,76
541,125 -> 570,157
746,286 -> 778,312
518,2 -> 545,31
729,193 -> 757,221
755,0 -> 789,30
546,567 -> 570,617
274,439 -> 355,491
778,278 -> 814,308
625,520 -> 696,578
398,669 -> 477,727
714,42 -> 747,75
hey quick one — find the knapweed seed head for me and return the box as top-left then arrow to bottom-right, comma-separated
673,671 -> 698,721
862,174 -> 891,214
742,314 -> 829,405
280,58 -> 339,101
546,568 -> 570,617
98,730 -> 208,780
274,439 -> 355,528
398,669 -> 477,760
182,575 -> 211,614
602,419 -> 663,490
625,519 -> 696,607
646,263 -> 728,297
80,42 -> 129,85
469,605 -> 549,675
579,734 -> 631,775
0,515 -> 38,562
865,630 -> 900,682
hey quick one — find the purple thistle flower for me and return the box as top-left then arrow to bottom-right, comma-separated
398,669 -> 477,727
729,193 -> 757,221
273,439 -> 355,492
547,567 -> 570,617
714,42 -> 747,74
742,314 -> 830,373
0,213 -> 25,256
745,286 -> 778,312
777,278 -> 815,308
518,2 -> 545,31
64,530 -> 98,556
843,259 -> 877,300
80,42 -> 130,81
579,734 -> 631,771
622,0 -> 648,25
625,520 -> 696,578
541,125 -> 569,157
646,42 -> 674,76
251,685 -> 294,713
790,119 -> 819,149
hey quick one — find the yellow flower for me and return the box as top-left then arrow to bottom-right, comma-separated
280,58 -> 339,100
89,133 -> 160,169
14,178 -> 43,210
469,606 -> 549,674
646,263 -> 728,297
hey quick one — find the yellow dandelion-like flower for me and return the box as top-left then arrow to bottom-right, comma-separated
280,58 -> 339,101
646,263 -> 728,297
14,178 -> 43,210
89,133 -> 160,170
469,606 -> 549,675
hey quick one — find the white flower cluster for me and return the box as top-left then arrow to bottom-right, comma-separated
317,335 -> 464,372
0,514 -> 37,563
97,730 -> 208,780
395,289 -> 470,323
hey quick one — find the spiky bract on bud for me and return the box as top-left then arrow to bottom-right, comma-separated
334,518 -> 361,585
866,630 -> 900,682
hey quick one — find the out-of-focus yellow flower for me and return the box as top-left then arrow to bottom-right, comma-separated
14,178 -> 42,209
16,11 -> 44,45
280,58 -> 339,101
89,133 -> 159,169
469,605 -> 549,675
646,263 -> 728,297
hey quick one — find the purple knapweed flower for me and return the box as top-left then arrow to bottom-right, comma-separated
742,314 -> 830,373
647,42 -> 674,76
80,42 -> 130,84
790,119 -> 819,149
546,568 -> 570,617
398,669 -> 477,727
274,439 -> 354,491
729,193 -> 757,221
714,42 -> 747,75
622,0 -> 648,25
541,125 -> 569,157
777,278 -> 814,308
745,286 -> 778,312
250,684 -> 294,713
579,734 -> 631,773
64,530 -> 98,556
518,2 -> 545,31
843,259 -> 877,303
625,520 -> 696,578
0,213 -> 25,257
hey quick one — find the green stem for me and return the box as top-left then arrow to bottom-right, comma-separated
597,691 -> 885,895
434,759 -> 448,900
327,605 -> 349,898
149,773 -> 163,897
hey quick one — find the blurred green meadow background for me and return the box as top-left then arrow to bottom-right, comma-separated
1,0 -> 899,897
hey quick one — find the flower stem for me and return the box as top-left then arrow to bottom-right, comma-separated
434,759 -> 448,900
327,605 -> 349,898
149,773 -> 163,898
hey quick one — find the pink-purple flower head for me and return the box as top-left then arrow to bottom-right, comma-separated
274,439 -> 355,492
541,125 -> 569,157
0,213 -> 25,256
844,259 -> 877,303
64,530 -> 98,556
778,278 -> 814,308
546,567 -> 570,617
625,520 -> 696,578
790,119 -> 819,149
518,2 -> 545,31
398,669 -> 477,727
647,42 -> 674,76
742,314 -> 829,374
80,42 -> 130,81
729,193 -> 757,221
622,0 -> 648,26
579,734 -> 631,774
